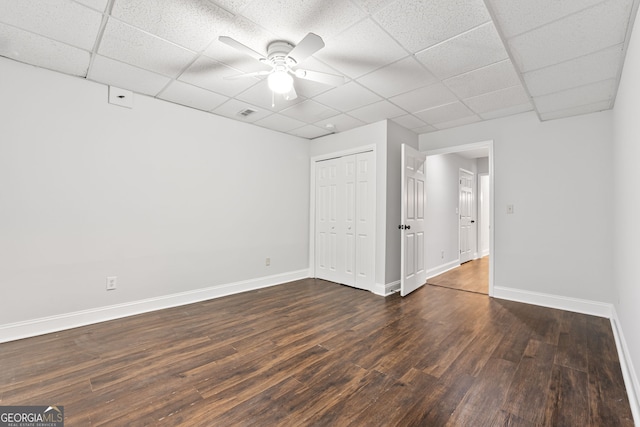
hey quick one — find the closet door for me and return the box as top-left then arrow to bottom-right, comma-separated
315,157 -> 343,285
354,151 -> 375,290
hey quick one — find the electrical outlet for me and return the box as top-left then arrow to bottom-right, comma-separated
106,276 -> 117,291
265,257 -> 270,267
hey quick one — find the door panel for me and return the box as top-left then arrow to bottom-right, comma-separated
401,144 -> 427,297
459,170 -> 474,264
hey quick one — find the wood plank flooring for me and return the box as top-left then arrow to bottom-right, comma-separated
427,256 -> 489,294
0,279 -> 633,426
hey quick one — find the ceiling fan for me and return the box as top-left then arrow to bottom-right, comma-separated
218,33 -> 345,103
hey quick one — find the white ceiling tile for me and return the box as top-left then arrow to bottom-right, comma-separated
464,85 -> 531,114
444,59 -> 520,99
349,100 -> 406,123
158,80 -> 229,111
179,56 -> 258,97
479,103 -> 533,120
533,79 -> 617,114
75,0 -> 109,12
357,56 -> 438,98
353,0 -> 398,14
392,115 -> 428,129
524,45 -> 624,97
280,100 -> 338,122
212,99 -> 273,123
88,55 -> 171,96
413,124 -> 438,134
313,82 -> 382,112
235,79 -> 303,112
111,0 -> 234,52
415,22 -> 508,80
414,101 -> 475,124
486,0 -> 605,38
539,100 -> 612,121
315,114 -> 366,133
317,18 -> 407,79
99,19 -> 197,77
0,23 -> 90,76
209,0 -> 254,15
0,0 -> 103,50
374,0 -> 491,52
389,82 -> 458,113
241,0 -> 366,43
508,0 -> 634,73
254,113 -> 306,133
288,125 -> 333,139
433,115 -> 481,130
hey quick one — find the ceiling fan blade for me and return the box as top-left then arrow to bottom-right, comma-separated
295,69 -> 345,87
224,70 -> 272,80
286,33 -> 325,65
284,85 -> 298,101
218,36 -> 266,62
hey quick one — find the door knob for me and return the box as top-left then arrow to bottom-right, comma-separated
406,225 -> 411,230
471,220 -> 475,224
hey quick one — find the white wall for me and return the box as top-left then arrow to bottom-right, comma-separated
0,57 -> 310,327
612,3 -> 640,416
420,110 -> 613,304
425,153 -> 477,275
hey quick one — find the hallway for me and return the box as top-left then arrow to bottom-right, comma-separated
427,257 -> 489,295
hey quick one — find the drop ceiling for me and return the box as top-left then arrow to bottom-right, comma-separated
0,0 -> 637,139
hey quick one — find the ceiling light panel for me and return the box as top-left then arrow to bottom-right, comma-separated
523,45 -> 624,97
357,56 -> 438,98
443,59 -> 520,99
313,81 -> 382,112
415,22 -> 508,80
0,0 -> 103,50
99,19 -> 197,78
280,100 -> 339,122
532,79 -> 616,114
178,56 -> 258,97
317,18 -> 407,79
389,82 -> 458,113
349,100 -> 406,123
158,80 -> 229,112
0,23 -> 90,76
315,114 -> 366,133
374,0 -> 491,53
464,85 -> 531,114
88,55 -> 171,96
485,0 -> 606,39
111,0 -> 234,52
415,101 -> 475,124
241,0 -> 366,44
507,0 -> 634,73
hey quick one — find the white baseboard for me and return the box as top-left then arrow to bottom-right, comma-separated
493,286 -> 613,318
480,249 -> 490,257
611,307 -> 640,425
372,281 -> 400,296
0,269 -> 309,344
426,260 -> 460,280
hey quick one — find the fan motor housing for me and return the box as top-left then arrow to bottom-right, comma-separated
266,41 -> 295,66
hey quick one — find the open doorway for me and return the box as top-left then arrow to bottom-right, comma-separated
423,141 -> 494,296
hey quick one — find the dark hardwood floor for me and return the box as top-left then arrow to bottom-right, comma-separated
428,256 -> 489,294
0,279 -> 633,426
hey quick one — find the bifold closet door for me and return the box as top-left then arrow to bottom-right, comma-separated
315,151 -> 374,290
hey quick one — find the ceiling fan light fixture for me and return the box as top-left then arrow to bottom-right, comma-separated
268,70 -> 293,94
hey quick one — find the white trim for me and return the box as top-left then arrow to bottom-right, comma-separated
493,286 -> 613,318
426,259 -> 460,280
0,269 -> 309,344
309,145 -> 377,290
372,281 -> 400,296
611,307 -> 640,425
425,140 -> 494,297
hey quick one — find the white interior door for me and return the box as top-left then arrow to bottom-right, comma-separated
315,151 -> 374,291
459,169 -> 474,264
401,144 -> 427,297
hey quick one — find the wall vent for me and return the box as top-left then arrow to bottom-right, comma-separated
237,108 -> 257,117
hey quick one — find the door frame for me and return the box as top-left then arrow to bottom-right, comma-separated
425,140 -> 494,297
478,172 -> 490,258
308,144 -> 377,288
458,168 -> 475,264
